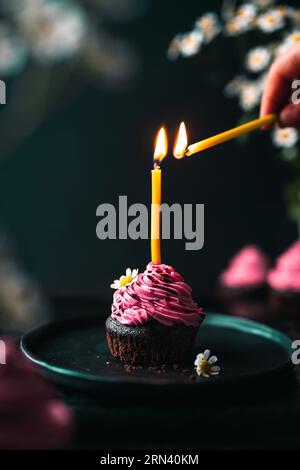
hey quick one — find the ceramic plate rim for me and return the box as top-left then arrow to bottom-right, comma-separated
20,313 -> 293,387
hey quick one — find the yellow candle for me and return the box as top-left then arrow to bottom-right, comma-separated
186,114 -> 276,156
151,165 -> 161,264
151,127 -> 168,264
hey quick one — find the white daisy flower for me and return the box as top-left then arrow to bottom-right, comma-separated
224,75 -> 246,97
257,9 -> 285,33
195,13 -> 221,43
225,17 -> 248,35
246,46 -> 272,73
226,4 -> 257,35
194,349 -> 221,378
283,30 -> 300,49
167,34 -> 182,60
239,82 -> 261,111
237,4 -> 257,20
0,25 -> 27,76
272,127 -> 299,148
111,268 -> 139,290
17,1 -> 87,63
178,30 -> 203,57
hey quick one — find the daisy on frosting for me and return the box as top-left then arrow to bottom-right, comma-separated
111,268 -> 138,290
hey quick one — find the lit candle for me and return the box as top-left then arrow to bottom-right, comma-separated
152,127 -> 168,264
173,121 -> 188,159
186,114 -> 276,156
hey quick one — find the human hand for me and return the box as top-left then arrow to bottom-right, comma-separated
260,44 -> 300,128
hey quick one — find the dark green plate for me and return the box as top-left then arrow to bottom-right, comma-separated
20,314 -> 294,401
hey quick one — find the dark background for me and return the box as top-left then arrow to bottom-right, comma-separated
0,0 -> 296,301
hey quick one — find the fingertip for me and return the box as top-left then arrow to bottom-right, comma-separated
279,104 -> 300,128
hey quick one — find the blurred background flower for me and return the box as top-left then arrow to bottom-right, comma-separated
0,0 -> 148,332
168,0 -> 300,228
0,0 -> 147,162
0,236 -> 49,334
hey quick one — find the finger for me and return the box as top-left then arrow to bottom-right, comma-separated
279,103 -> 300,127
260,46 -> 300,118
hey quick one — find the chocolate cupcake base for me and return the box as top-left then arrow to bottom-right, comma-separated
269,289 -> 300,317
106,316 -> 198,366
217,284 -> 267,303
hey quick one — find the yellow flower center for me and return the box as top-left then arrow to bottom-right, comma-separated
280,131 -> 289,140
200,359 -> 211,375
120,275 -> 133,287
266,15 -> 277,25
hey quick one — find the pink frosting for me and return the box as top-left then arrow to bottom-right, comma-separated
220,245 -> 269,289
111,262 -> 204,327
268,241 -> 300,292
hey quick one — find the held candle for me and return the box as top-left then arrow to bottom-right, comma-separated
151,127 -> 168,264
186,114 -> 277,156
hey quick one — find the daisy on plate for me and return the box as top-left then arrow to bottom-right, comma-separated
246,46 -> 271,73
195,13 -> 221,43
239,81 -> 261,111
111,268 -> 139,290
273,127 -> 299,148
194,350 -> 221,378
257,9 -> 285,33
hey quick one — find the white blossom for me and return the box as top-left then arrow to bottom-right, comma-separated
257,9 -> 285,33
17,1 -> 87,63
195,13 -> 221,43
246,46 -> 272,72
194,350 -> 221,378
239,82 -> 261,111
0,25 -> 27,76
111,268 -> 139,290
273,127 -> 299,148
179,30 -> 203,57
224,76 -> 246,97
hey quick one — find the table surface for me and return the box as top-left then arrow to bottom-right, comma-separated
49,294 -> 300,450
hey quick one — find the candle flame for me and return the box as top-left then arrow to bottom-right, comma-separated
154,127 -> 168,162
173,122 -> 188,159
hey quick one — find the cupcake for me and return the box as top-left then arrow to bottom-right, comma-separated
219,245 -> 269,300
268,241 -> 300,315
106,263 -> 205,365
0,339 -> 73,449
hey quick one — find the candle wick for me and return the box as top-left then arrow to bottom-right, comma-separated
153,162 -> 160,169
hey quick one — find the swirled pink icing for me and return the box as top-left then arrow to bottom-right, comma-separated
268,241 -> 300,292
111,263 -> 204,327
220,245 -> 269,289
